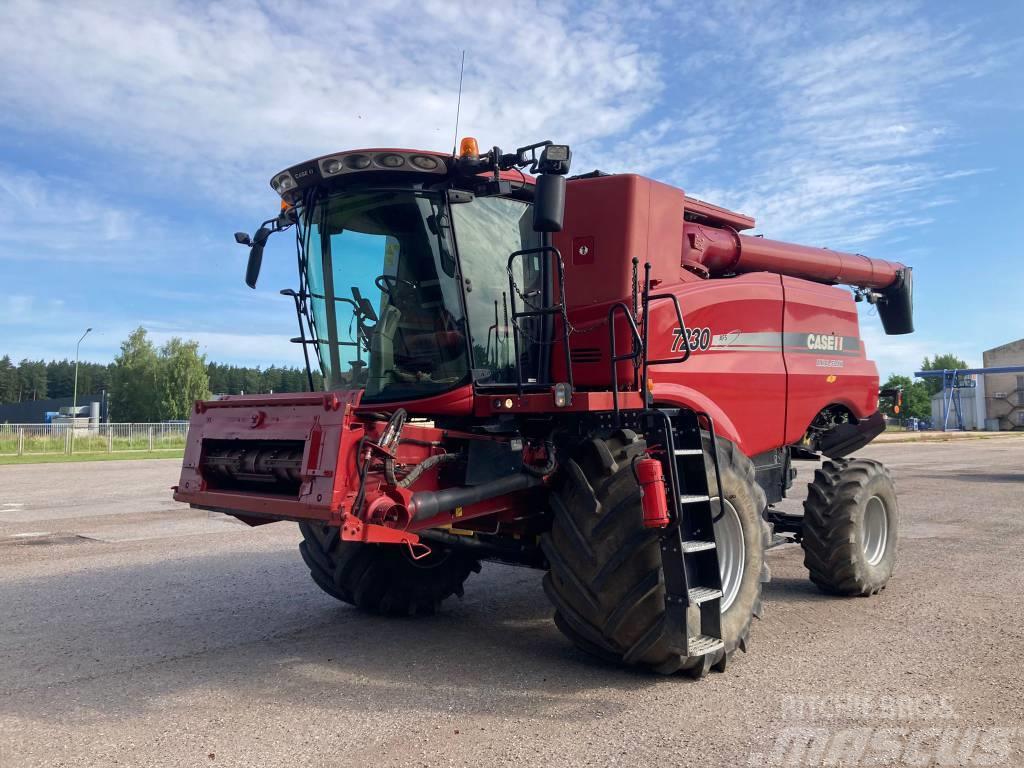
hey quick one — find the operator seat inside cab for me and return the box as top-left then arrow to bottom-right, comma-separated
385,234 -> 465,384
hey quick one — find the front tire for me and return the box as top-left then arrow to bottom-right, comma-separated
298,522 -> 480,615
801,458 -> 899,596
542,429 -> 770,675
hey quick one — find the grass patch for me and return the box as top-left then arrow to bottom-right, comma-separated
0,435 -> 186,454
0,450 -> 184,466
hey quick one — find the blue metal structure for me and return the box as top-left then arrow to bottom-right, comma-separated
915,366 -> 1024,431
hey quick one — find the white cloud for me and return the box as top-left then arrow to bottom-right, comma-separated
146,329 -> 301,367
0,166 -> 148,261
2,295 -> 36,318
0,0 -> 659,209
0,0 -> 1018,370
608,1 -> 1008,251
0,0 -> 1010,250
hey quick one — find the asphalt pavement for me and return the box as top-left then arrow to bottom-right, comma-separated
1,439 -> 1022,767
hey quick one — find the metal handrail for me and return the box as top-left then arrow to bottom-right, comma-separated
607,302 -> 644,423
506,245 -> 574,396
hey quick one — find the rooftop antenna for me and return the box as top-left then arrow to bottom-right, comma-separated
451,50 -> 466,156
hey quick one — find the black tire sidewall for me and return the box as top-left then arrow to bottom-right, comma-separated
710,452 -> 768,649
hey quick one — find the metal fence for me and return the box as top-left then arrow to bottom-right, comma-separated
0,422 -> 189,456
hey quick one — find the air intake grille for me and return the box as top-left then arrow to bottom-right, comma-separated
570,347 -> 602,364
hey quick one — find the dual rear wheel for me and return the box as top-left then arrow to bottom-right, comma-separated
801,458 -> 899,596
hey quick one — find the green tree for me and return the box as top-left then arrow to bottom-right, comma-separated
110,327 -> 160,422
76,361 -> 113,397
261,365 -> 283,394
920,354 -> 970,396
17,359 -> 47,401
0,355 -> 17,403
45,359 -> 75,399
158,338 -> 211,420
880,374 -> 931,421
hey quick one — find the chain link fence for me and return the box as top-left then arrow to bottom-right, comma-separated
0,423 -> 189,456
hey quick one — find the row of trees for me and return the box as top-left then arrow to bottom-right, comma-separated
1,328 -> 316,422
0,357 -> 113,404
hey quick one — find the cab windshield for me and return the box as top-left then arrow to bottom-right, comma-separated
301,190 -> 469,402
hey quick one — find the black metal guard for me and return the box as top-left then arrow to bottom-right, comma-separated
605,261 -> 698,420
281,289 -> 316,391
640,263 -> 693,408
284,291 -> 368,353
607,302 -> 644,424
506,245 -> 573,396
697,411 -> 727,524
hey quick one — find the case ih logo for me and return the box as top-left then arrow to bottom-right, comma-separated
806,333 -> 846,352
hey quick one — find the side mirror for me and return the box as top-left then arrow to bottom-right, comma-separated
533,174 -> 565,233
234,232 -> 252,246
244,226 -> 272,289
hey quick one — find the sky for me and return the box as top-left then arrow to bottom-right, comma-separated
0,0 -> 1021,379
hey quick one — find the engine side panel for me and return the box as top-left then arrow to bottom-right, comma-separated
647,273 -> 788,457
781,276 -> 879,444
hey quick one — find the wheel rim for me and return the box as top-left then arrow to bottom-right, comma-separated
713,498 -> 745,613
862,495 -> 889,566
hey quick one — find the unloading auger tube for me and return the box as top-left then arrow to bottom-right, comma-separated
682,222 -> 914,334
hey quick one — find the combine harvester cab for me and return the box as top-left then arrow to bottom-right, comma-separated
174,137 -> 912,676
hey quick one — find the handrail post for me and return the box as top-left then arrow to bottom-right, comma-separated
641,262 -> 652,408
607,301 -> 644,426
506,245 -> 573,396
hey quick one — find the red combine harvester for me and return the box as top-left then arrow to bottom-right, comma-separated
175,138 -> 913,675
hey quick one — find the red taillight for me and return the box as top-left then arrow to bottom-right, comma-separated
635,458 -> 670,528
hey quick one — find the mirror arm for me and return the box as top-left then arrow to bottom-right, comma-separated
244,215 -> 294,289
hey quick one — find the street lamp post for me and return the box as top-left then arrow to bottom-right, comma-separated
73,327 -> 93,419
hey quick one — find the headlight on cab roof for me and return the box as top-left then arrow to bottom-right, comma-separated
271,151 -> 449,198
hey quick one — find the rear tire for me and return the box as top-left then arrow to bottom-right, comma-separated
801,458 -> 899,596
542,429 -> 770,675
298,522 -> 480,615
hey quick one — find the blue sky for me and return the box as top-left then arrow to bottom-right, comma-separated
0,0 -> 1021,379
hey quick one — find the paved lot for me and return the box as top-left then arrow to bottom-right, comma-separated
1,440 -> 1022,767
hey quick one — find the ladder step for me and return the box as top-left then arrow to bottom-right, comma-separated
673,448 -> 703,456
688,634 -> 725,656
679,494 -> 710,504
680,539 -> 716,553
688,586 -> 723,604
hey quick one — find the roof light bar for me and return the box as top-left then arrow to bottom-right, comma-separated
313,151 -> 447,181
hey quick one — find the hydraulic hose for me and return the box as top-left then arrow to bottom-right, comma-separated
396,451 -> 460,488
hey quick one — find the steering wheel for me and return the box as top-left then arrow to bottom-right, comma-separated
375,274 -> 416,295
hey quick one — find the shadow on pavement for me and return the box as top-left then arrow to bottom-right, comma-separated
919,471 -> 1023,484
0,546 -> 672,726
